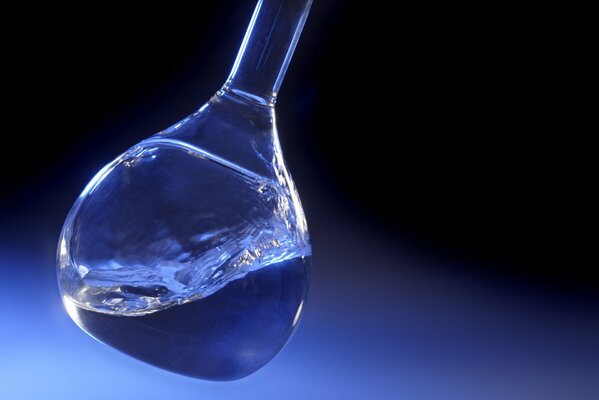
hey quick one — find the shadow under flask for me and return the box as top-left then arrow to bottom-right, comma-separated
57,0 -> 313,381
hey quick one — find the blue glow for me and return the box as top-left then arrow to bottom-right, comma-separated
3,237 -> 598,399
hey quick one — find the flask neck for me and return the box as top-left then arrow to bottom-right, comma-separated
223,0 -> 313,106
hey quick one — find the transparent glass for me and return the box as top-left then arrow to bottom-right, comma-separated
57,0 -> 313,381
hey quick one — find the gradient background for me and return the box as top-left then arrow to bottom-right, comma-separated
1,2 -> 597,399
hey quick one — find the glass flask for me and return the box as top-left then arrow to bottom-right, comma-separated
57,0 -> 313,381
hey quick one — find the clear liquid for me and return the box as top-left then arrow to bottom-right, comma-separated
58,138 -> 310,379
64,257 -> 310,381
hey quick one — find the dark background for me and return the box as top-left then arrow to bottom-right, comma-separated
1,1 -> 596,399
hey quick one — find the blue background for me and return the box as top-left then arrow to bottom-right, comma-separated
1,1 -> 597,399
2,198 -> 598,399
